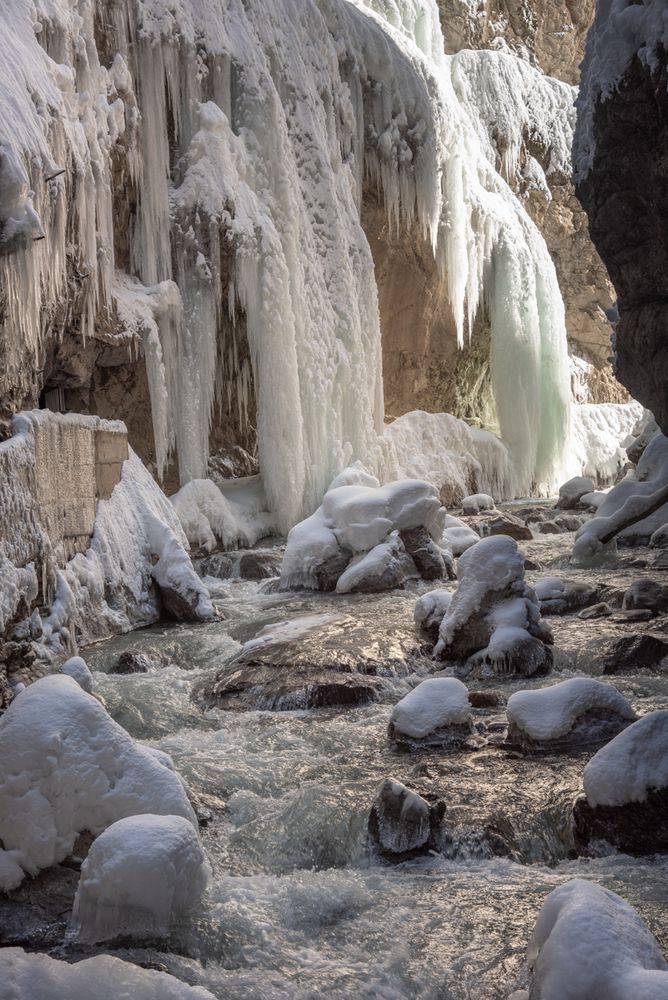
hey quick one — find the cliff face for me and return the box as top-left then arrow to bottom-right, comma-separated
576,48 -> 668,433
370,0 -> 621,423
437,0 -> 595,85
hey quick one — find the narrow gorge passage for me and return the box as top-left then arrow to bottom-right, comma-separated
1,1 -> 668,998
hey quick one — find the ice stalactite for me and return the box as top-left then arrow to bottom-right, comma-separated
2,0 -> 572,534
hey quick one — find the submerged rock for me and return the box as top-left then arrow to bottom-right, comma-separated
368,778 -> 445,860
199,601 -> 427,711
110,651 -> 161,675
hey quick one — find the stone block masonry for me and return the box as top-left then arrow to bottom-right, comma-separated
0,411 -> 128,602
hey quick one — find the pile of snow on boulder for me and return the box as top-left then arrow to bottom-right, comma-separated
506,678 -> 636,752
388,677 -> 473,749
526,879 -> 668,1000
431,535 -> 553,677
280,468 -> 452,593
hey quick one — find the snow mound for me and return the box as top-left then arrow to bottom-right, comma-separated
443,515 -> 481,556
583,710 -> 668,808
60,656 -> 93,693
556,476 -> 595,510
507,679 -> 635,742
528,879 -> 668,1000
414,589 -> 453,633
462,493 -> 495,515
280,476 -> 445,592
0,947 -> 216,1000
570,402 -> 644,486
434,535 -> 552,676
72,814 -> 209,943
0,675 -> 196,890
573,432 -> 668,559
390,678 -> 471,739
170,479 -> 273,553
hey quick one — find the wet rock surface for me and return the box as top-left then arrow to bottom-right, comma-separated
573,786 -> 668,856
198,599 -> 429,711
602,633 -> 668,674
367,778 -> 446,860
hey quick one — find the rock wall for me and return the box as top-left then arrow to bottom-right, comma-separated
576,50 -> 668,434
437,0 -> 595,85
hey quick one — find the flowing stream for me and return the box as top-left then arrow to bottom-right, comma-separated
18,531 -> 668,998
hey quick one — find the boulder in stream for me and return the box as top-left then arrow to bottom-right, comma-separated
573,711 -> 668,854
534,577 -> 598,616
622,579 -> 668,615
368,778 -> 445,860
388,678 -> 474,750
602,633 -> 668,673
433,536 -> 553,678
506,678 -> 636,753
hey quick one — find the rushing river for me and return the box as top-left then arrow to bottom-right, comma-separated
30,532 -> 668,998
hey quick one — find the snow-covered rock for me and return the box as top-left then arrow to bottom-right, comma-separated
280,476 -> 446,593
443,515 -> 481,556
0,948 -> 216,1000
389,678 -> 473,749
433,536 -> 553,677
572,433 -> 668,560
71,814 -> 209,943
0,675 -> 196,891
59,656 -> 93,693
170,478 -> 273,553
367,778 -> 445,860
461,493 -> 495,515
574,711 -> 668,854
583,710 -> 668,808
527,880 -> 668,1000
533,577 -> 598,615
506,678 -> 636,751
414,589 -> 454,639
556,476 -> 595,510
622,579 -> 668,616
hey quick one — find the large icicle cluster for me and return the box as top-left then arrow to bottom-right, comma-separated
2,0 -> 572,532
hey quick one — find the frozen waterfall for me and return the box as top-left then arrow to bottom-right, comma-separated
1,0 -> 572,530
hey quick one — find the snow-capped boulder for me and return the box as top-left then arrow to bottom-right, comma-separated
461,493 -> 495,515
0,948 -> 216,999
556,476 -> 595,510
622,579 -> 668,616
443,516 -> 480,555
280,476 -> 446,592
574,711 -> 668,854
527,880 -> 668,1000
388,678 -> 473,750
367,778 -> 445,860
0,675 -> 196,891
433,536 -> 553,678
506,679 -> 636,752
414,589 -> 453,640
534,577 -> 598,616
60,656 -> 93,693
71,814 -> 209,943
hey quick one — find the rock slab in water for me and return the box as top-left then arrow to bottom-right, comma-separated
622,579 -> 668,616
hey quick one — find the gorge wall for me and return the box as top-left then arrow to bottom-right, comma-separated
575,2 -> 668,434
373,0 -> 623,424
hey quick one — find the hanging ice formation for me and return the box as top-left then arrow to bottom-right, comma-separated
1,0 -> 571,531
